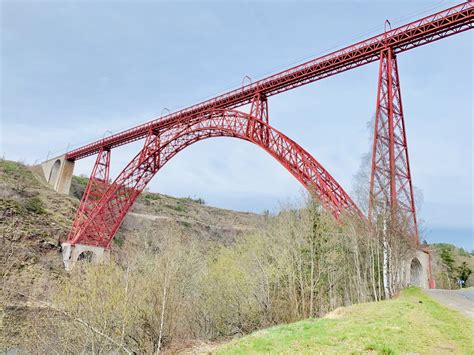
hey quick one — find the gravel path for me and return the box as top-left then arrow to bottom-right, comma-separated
424,289 -> 474,319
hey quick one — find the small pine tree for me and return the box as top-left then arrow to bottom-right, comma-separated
440,248 -> 455,272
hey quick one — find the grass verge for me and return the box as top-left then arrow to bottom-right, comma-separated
216,288 -> 473,354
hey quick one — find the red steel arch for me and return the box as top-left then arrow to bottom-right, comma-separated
68,109 -> 361,248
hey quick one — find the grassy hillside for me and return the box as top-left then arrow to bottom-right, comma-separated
0,160 -> 77,302
216,288 -> 474,354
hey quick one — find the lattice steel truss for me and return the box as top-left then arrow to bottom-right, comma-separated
369,48 -> 418,242
67,148 -> 110,243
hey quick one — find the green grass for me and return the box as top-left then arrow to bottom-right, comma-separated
0,159 -> 38,187
216,288 -> 474,354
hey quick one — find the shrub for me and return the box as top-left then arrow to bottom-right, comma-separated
180,196 -> 205,205
144,193 -> 161,201
24,196 -> 46,214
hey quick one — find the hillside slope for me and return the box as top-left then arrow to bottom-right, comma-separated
0,160 -> 76,302
216,288 -> 474,354
0,160 -> 265,350
1,160 -> 264,298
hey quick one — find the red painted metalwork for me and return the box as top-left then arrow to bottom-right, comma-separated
67,109 -> 361,248
63,2 -> 472,263
67,148 -> 110,243
65,2 -> 473,161
368,48 -> 418,241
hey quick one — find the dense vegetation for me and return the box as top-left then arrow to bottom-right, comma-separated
1,159 -> 472,353
217,287 -> 474,354
8,197 -> 421,353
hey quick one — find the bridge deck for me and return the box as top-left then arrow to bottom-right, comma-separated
66,2 -> 473,161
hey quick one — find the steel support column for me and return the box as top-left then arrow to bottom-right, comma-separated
67,147 -> 111,244
369,47 -> 418,243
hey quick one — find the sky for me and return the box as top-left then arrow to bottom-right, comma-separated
1,0 -> 472,250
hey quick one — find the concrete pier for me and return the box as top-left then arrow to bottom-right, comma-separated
62,243 -> 109,271
41,154 -> 75,194
406,249 -> 433,288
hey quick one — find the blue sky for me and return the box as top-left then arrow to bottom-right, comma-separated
1,1 -> 472,250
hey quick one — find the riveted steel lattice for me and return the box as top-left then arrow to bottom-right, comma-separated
368,48 -> 418,242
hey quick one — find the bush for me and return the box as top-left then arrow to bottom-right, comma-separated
113,233 -> 125,247
24,196 -> 46,214
180,196 -> 206,205
144,193 -> 161,201
195,197 -> 205,205
458,248 -> 470,257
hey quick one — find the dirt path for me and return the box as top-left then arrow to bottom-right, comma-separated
424,289 -> 474,319
128,212 -> 255,231
128,212 -> 172,221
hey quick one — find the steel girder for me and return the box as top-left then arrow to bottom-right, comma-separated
67,109 -> 361,248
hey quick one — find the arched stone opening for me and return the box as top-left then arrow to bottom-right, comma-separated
77,250 -> 95,262
62,243 -> 110,270
48,159 -> 61,184
410,257 -> 423,287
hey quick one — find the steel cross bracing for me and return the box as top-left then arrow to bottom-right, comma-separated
67,148 -> 111,243
66,1 -> 473,161
369,48 -> 418,242
68,109 -> 361,247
